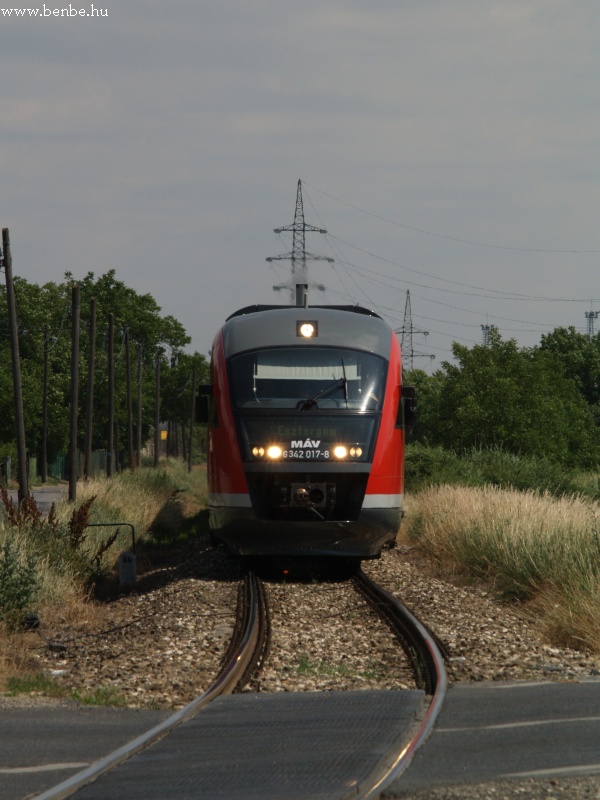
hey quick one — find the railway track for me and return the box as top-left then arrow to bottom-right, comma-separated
32,570 -> 269,800
32,566 -> 446,800
349,569 -> 448,798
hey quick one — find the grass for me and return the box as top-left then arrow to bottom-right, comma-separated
0,459 -> 208,699
405,443 -> 598,498
403,484 -> 600,653
6,673 -> 128,706
0,461 -> 208,621
294,654 -> 384,682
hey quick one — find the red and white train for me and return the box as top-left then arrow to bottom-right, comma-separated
198,302 -> 415,560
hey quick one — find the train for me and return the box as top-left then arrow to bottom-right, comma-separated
197,298 -> 415,560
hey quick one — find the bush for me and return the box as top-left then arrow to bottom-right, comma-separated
404,444 -> 479,492
404,443 -> 587,497
0,543 -> 37,627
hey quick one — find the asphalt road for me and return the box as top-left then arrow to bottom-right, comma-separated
7,485 -> 67,515
385,679 -> 600,796
0,704 -> 169,800
2,681 -> 600,800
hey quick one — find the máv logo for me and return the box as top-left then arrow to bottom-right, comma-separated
290,439 -> 321,448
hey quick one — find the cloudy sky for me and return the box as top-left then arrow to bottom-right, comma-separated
2,1 -> 599,368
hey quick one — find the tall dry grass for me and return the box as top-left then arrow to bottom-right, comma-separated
0,461 -> 207,690
404,484 -> 600,652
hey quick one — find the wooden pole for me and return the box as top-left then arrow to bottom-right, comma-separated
41,324 -> 49,483
68,285 -> 80,503
153,355 -> 160,467
107,313 -> 114,478
136,343 -> 142,467
125,327 -> 134,470
84,297 -> 96,479
2,229 -> 28,505
188,360 -> 197,472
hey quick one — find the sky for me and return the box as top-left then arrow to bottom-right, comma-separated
1,0 -> 599,370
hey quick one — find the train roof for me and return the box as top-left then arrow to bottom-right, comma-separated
226,304 -> 382,321
220,304 -> 394,359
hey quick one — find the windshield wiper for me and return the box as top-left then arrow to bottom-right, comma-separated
297,359 -> 348,411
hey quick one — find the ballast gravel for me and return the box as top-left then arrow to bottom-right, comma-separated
10,536 -> 600,799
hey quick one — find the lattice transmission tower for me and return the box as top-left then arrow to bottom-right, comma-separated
267,179 -> 333,304
585,310 -> 599,340
395,291 -> 434,370
481,324 -> 493,346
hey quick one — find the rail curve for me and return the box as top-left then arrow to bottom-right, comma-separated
348,569 -> 448,799
32,570 -> 268,800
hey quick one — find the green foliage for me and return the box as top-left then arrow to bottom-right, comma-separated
0,488 -> 121,584
6,674 -> 65,697
0,543 -> 37,627
406,329 -> 600,469
539,327 -> 600,407
6,674 -> 128,706
0,270 -> 208,467
405,443 -> 588,497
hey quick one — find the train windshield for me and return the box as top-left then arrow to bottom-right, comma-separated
229,347 -> 387,411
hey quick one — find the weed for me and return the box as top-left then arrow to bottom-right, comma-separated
0,543 -> 37,628
68,496 -> 96,550
5,673 -> 128,706
404,484 -> 600,652
294,655 -> 385,681
6,673 -> 65,697
71,686 -> 128,707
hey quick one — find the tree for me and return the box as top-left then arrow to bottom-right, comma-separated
538,327 -> 600,411
0,270 -> 203,470
412,330 -> 599,467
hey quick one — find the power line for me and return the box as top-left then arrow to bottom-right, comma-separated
330,237 -> 599,303
302,180 -> 600,254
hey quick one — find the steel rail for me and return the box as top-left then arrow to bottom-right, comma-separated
348,569 -> 448,800
32,570 -> 267,800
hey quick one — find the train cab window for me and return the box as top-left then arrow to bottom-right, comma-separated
229,347 -> 386,412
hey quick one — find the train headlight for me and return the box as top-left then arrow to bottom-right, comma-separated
349,447 -> 363,457
252,446 -> 265,458
333,446 -> 348,459
267,445 -> 282,459
296,320 -> 319,338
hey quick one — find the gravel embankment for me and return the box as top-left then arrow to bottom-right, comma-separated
12,537 -> 600,798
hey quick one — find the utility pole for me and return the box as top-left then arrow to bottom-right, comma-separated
2,229 -> 28,505
396,291 -> 434,371
68,285 -> 80,503
124,327 -> 134,470
585,310 -> 599,340
84,297 -> 96,479
267,179 -> 333,304
136,342 -> 143,467
154,353 -> 160,467
41,324 -> 49,483
107,313 -> 114,478
188,359 -> 197,473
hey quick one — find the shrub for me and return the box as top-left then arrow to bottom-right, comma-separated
404,443 -> 586,497
0,543 -> 37,627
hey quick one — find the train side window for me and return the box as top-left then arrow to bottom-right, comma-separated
397,385 -> 417,429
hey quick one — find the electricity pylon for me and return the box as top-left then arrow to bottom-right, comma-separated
267,179 -> 333,304
585,310 -> 599,340
395,291 -> 434,371
481,324 -> 493,346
